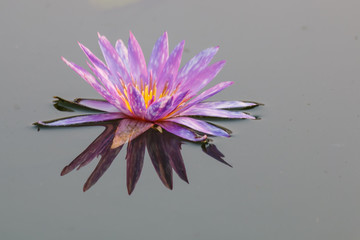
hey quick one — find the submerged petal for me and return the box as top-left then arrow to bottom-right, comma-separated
111,119 -> 153,149
163,117 -> 230,137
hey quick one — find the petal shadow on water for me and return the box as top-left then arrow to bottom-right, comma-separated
57,120 -> 230,194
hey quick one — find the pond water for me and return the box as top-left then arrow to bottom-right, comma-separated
1,0 -> 360,239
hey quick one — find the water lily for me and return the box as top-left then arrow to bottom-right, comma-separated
35,32 -> 260,144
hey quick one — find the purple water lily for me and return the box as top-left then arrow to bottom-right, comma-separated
35,32 -> 260,143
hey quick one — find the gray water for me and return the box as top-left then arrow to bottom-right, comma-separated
1,0 -> 360,239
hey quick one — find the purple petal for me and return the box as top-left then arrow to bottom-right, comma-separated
35,113 -> 126,127
157,40 -> 185,97
111,119 -> 153,148
115,39 -> 130,72
126,133 -> 146,194
128,31 -> 147,84
156,121 -> 207,142
179,108 -> 256,119
175,46 -> 219,90
97,33 -> 131,85
185,60 -> 226,96
163,117 -> 230,137
145,96 -> 173,121
194,100 -> 261,109
127,84 -> 146,118
172,81 -> 234,116
74,98 -> 120,112
148,32 -> 169,82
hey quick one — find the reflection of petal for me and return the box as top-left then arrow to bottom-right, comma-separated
61,122 -> 118,175
83,144 -> 122,191
162,131 -> 188,183
202,143 -> 232,167
111,119 -> 153,149
126,134 -> 146,194
146,130 -> 173,189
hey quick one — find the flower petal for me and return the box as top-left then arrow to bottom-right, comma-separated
193,100 -> 261,109
97,33 -> 131,85
179,108 -> 256,119
115,39 -> 130,72
127,84 -> 146,118
145,96 -> 173,121
157,40 -> 185,97
148,32 -> 169,82
34,113 -> 126,127
185,60 -> 226,96
163,117 -> 230,137
171,81 -> 234,116
128,31 -> 147,84
74,98 -> 120,112
126,132 -> 146,194
175,46 -> 219,91
157,121 -> 207,142
111,119 -> 153,149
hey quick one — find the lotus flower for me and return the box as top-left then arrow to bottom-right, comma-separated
35,32 -> 260,143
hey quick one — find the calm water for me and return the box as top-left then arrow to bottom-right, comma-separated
1,0 -> 360,239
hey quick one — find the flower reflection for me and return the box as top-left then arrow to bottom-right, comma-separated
61,120 -> 230,194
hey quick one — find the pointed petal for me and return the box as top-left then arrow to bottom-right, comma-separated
111,119 -> 153,149
148,32 -> 169,81
128,31 -> 147,84
62,57 -> 110,101
83,145 -> 122,192
98,33 -> 131,84
157,121 -> 207,142
194,100 -> 261,109
127,84 -> 146,118
163,117 -> 230,137
61,123 -> 118,176
176,46 -> 219,89
115,39 -> 130,72
53,97 -> 104,113
145,96 -> 173,121
157,40 -> 185,96
74,98 -> 120,112
172,81 -> 234,116
34,112 -> 126,127
186,60 -> 226,96
146,130 -> 173,189
126,133 -> 146,194
179,108 -> 256,119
